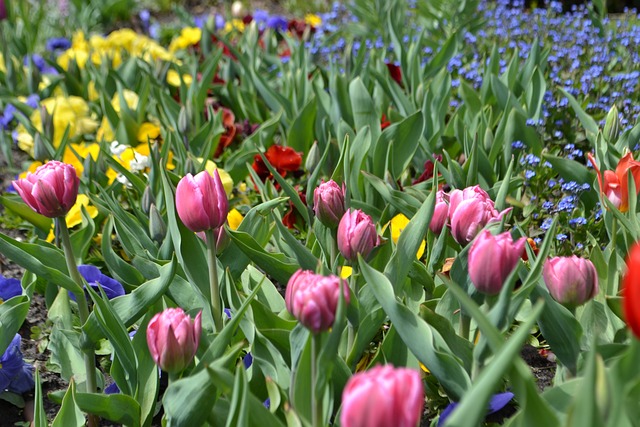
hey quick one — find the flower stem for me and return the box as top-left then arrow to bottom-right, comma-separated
311,334 -> 322,427
56,218 -> 98,427
459,312 -> 471,341
205,229 -> 222,332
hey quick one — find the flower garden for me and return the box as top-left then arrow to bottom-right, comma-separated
1,0 -> 640,425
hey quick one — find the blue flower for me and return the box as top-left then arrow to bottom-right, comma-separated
266,16 -> 288,32
45,37 -> 71,52
253,9 -> 269,23
0,275 -> 22,302
0,334 -> 34,394
1,104 -> 16,129
70,265 -> 125,301
243,353 -> 253,369
438,392 -> 514,426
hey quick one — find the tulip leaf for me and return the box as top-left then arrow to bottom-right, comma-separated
373,111 -> 424,179
33,368 -> 47,427
287,98 -> 317,155
69,204 -> 96,265
225,364 -> 249,427
0,295 -> 29,356
360,257 -> 471,400
163,366 -> 219,427
0,195 -> 53,234
559,87 -> 599,144
0,233 -> 83,294
52,379 -> 84,427
75,393 -> 141,427
101,217 -> 146,289
272,214 -> 319,272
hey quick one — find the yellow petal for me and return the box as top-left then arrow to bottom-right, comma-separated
389,213 -> 426,259
340,266 -> 352,279
227,209 -> 243,230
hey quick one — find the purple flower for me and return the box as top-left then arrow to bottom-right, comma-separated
1,104 -> 16,129
45,37 -> 71,52
69,265 -> 125,301
0,274 -> 22,302
438,392 -> 514,426
0,334 -> 34,394
266,15 -> 288,31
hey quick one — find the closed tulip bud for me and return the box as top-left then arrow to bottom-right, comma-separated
623,243 -> 640,339
149,204 -> 166,242
340,365 -> 424,427
178,104 -> 191,136
12,161 -> 79,218
147,308 -> 201,373
603,105 -> 620,143
468,230 -> 526,295
449,185 -> 510,245
337,209 -> 379,261
141,185 -> 154,215
305,141 -> 321,173
543,256 -> 599,307
285,269 -> 350,333
430,190 -> 449,234
313,180 -> 346,228
176,170 -> 228,233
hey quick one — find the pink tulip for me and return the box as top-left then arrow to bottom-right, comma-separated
543,256 -> 599,306
146,308 -> 202,373
285,270 -> 350,333
340,365 -> 424,427
449,185 -> 511,245
337,209 -> 379,261
430,190 -> 449,234
175,170 -> 228,233
313,180 -> 346,228
468,230 -> 526,295
12,160 -> 79,218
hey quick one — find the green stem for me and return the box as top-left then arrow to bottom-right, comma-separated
311,334 -> 321,427
608,217 -> 618,296
459,312 -> 471,341
56,218 -> 98,427
346,267 -> 358,358
205,229 -> 222,332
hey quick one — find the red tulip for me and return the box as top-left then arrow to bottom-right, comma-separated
623,243 -> 640,339
12,160 -> 79,218
588,152 -> 640,212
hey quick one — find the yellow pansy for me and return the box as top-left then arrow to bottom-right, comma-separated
228,209 -> 243,230
111,90 -> 139,113
223,19 -> 246,34
62,143 -> 101,176
340,266 -> 352,279
304,14 -> 322,27
169,27 -> 202,52
137,122 -> 161,143
166,70 -> 193,87
198,158 -> 234,196
46,194 -> 99,242
389,213 -> 426,259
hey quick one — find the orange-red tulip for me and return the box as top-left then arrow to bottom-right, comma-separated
623,243 -> 640,339
588,152 -> 640,212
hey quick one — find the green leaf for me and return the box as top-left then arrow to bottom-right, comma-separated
33,369 -> 47,427
75,393 -> 141,427
52,380 -> 84,427
287,99 -> 317,155
225,364 -> 249,427
0,296 -> 29,355
372,111 -> 425,179
359,257 -> 471,400
0,195 -> 52,234
349,77 -> 380,143
163,365 -> 219,427
559,88 -> 599,145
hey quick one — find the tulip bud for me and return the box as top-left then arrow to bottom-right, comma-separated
12,161 -> 79,218
176,170 -> 229,233
468,230 -> 526,295
624,243 -> 640,338
178,104 -> 191,136
141,185 -> 154,215
340,365 -> 424,427
0,1 -> 6,21
603,105 -> 620,143
305,141 -> 321,173
33,133 -> 51,162
543,256 -> 599,307
313,180 -> 346,228
430,190 -> 449,234
285,269 -> 349,333
337,209 -> 379,261
149,204 -> 167,242
40,106 -> 53,142
449,185 -> 510,245
146,308 -> 202,374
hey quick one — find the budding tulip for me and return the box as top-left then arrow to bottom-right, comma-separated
313,180 -> 346,228
337,209 -> 379,261
175,170 -> 228,233
340,365 -> 424,427
623,243 -> 640,339
588,152 -> 640,213
285,269 -> 350,333
430,190 -> 449,234
449,185 -> 510,245
543,256 -> 599,307
468,230 -> 526,295
146,308 -> 202,374
12,160 -> 79,218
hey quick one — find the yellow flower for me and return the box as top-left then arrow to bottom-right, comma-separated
169,27 -> 202,52
228,208 -> 243,230
0,52 -> 5,73
18,161 -> 44,179
111,90 -> 139,113
62,143 -> 101,176
46,194 -> 99,242
223,19 -> 246,34
137,122 -> 161,143
87,81 -> 100,102
166,70 -> 193,87
340,266 -> 352,279
199,158 -> 234,196
389,213 -> 426,259
304,14 -> 322,27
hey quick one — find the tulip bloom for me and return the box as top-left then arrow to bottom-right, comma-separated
12,160 -> 79,218
430,190 -> 449,235
285,270 -> 349,333
146,308 -> 202,374
337,209 -> 379,261
175,170 -> 228,233
468,230 -> 526,295
340,365 -> 424,427
449,185 -> 510,245
624,243 -> 640,339
588,152 -> 640,212
543,256 -> 598,307
313,180 -> 346,228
